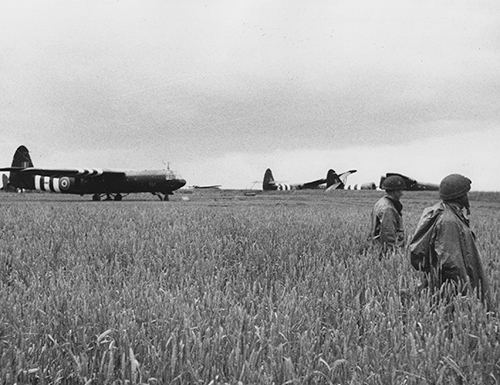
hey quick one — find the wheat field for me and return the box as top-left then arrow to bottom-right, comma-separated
0,190 -> 499,384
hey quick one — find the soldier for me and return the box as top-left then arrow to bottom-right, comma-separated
409,174 -> 491,309
370,175 -> 406,252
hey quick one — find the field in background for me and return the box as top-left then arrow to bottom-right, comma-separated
0,190 -> 499,384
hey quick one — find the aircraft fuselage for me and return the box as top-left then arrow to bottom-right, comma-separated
21,170 -> 186,195
1,146 -> 187,200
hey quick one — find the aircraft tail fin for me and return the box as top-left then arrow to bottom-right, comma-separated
263,168 -> 276,190
11,145 -> 34,168
9,145 -> 33,189
326,169 -> 340,188
326,169 -> 357,191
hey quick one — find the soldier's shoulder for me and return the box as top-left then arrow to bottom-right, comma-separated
415,202 -> 444,228
421,202 -> 444,216
374,196 -> 391,210
436,205 -> 461,227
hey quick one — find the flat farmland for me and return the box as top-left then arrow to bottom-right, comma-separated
0,190 -> 499,384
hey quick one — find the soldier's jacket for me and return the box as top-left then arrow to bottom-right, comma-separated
370,195 -> 405,248
409,201 -> 491,309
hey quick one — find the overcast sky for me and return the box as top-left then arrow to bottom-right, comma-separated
1,0 -> 499,190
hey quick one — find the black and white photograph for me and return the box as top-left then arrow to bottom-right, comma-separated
1,0 -> 499,383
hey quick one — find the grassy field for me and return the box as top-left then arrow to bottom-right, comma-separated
0,190 -> 499,384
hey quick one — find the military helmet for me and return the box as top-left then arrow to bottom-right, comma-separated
439,174 -> 471,200
381,175 -> 406,191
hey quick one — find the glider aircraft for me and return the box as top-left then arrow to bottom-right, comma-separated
191,185 -> 222,190
263,168 -> 357,191
379,172 -> 439,191
0,145 -> 186,201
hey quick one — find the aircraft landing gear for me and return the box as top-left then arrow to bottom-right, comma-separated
92,193 -> 128,202
152,192 -> 169,201
91,193 -> 126,201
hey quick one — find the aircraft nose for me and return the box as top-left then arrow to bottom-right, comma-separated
177,179 -> 187,188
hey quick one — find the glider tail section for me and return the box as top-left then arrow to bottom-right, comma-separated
11,145 -> 34,168
263,168 -> 277,191
9,145 -> 34,189
326,169 -> 340,189
326,169 -> 358,191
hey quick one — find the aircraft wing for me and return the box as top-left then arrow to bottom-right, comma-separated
300,178 -> 327,189
0,167 -> 125,177
192,185 -> 222,189
325,182 -> 341,191
339,169 -> 357,184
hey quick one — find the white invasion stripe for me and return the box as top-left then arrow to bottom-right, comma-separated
53,178 -> 61,192
34,175 -> 42,191
95,168 -> 103,175
77,168 -> 85,174
278,184 -> 291,191
43,177 -> 51,191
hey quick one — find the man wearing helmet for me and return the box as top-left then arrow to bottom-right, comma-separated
370,175 -> 406,251
409,174 -> 491,309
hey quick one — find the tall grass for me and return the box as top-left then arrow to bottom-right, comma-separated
0,191 -> 499,384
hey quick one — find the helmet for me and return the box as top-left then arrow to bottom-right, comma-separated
381,175 -> 406,191
439,174 -> 471,200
